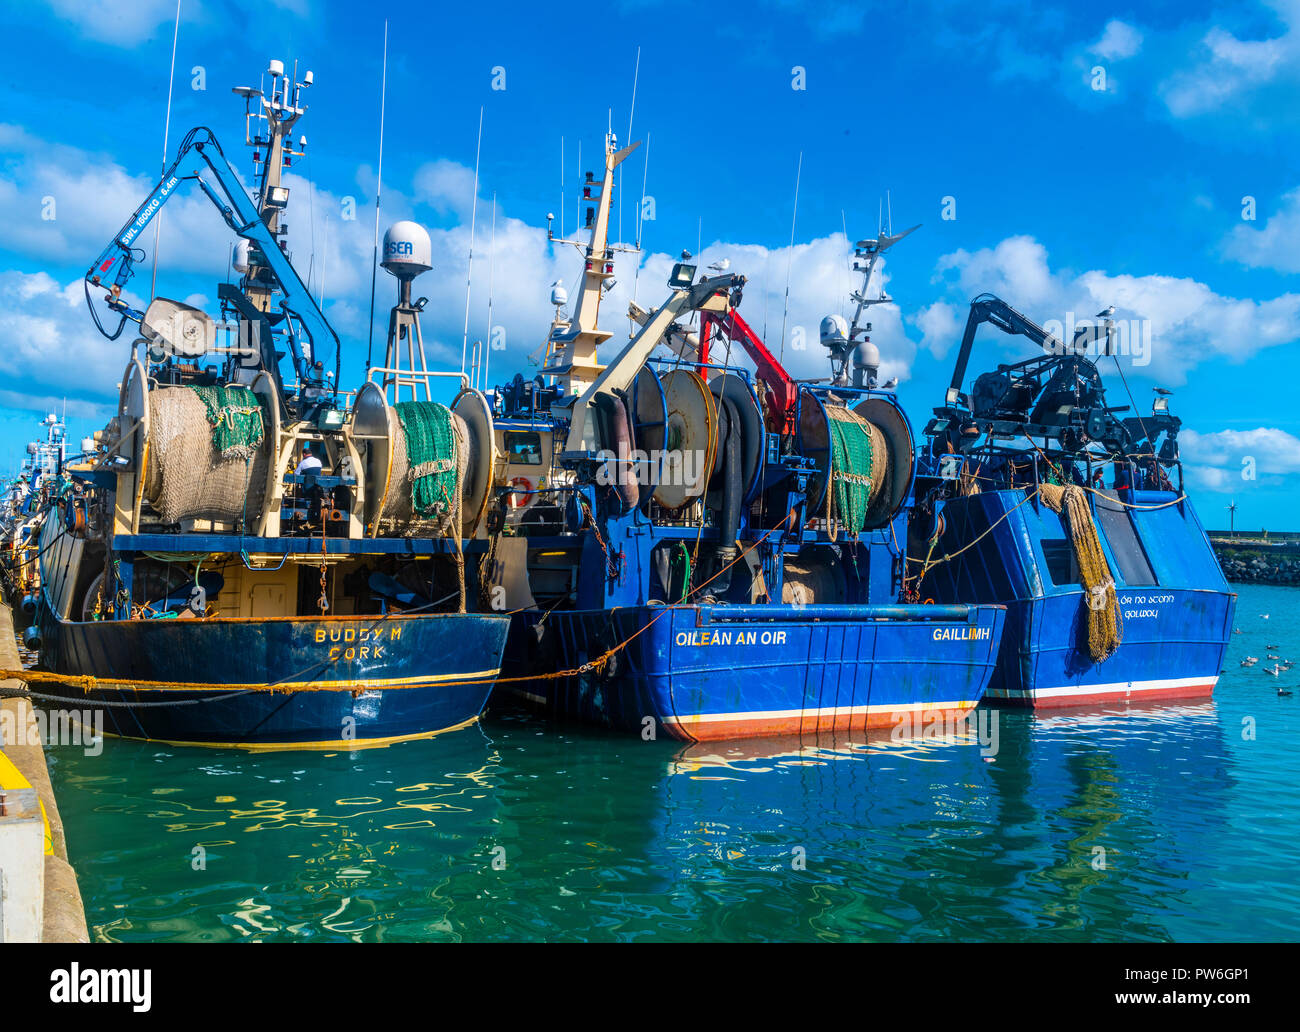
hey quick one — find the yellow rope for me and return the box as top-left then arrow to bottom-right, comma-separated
1040,482 -> 1123,661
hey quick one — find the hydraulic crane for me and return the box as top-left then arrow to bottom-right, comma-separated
85,64 -> 335,416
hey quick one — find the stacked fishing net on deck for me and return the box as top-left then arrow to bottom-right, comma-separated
144,385 -> 270,525
825,406 -> 889,534
1039,482 -> 1123,662
379,401 -> 468,538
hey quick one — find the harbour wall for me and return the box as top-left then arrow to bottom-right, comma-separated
0,602 -> 89,942
1209,534 -> 1300,585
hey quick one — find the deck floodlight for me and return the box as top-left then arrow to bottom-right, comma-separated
668,262 -> 696,289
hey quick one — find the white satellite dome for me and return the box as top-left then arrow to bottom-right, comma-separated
232,239 -> 252,274
382,220 -> 433,280
820,314 -> 849,348
550,281 -> 568,307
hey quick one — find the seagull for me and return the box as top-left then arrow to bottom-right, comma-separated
1280,687 -> 1293,696
1267,643 -> 1279,648
1268,654 -> 1281,660
1096,305 -> 1116,319
707,258 -> 731,273
1262,614 -> 1270,620
1243,656 -> 1259,666
1154,387 -> 1173,397
1264,663 -> 1281,677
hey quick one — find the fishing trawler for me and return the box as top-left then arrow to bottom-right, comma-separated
911,295 -> 1235,707
24,60 -> 508,749
1,412 -> 76,620
483,132 -> 1006,741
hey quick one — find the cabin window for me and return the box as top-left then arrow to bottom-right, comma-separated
1095,495 -> 1158,585
505,431 -> 543,466
1039,539 -> 1077,587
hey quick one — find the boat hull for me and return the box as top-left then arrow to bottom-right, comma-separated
919,490 -> 1236,711
986,587 -> 1236,709
34,609 -> 508,749
504,602 -> 1006,742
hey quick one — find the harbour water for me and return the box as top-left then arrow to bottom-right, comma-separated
44,582 -> 1298,942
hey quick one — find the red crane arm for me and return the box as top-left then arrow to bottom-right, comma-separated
701,308 -> 799,435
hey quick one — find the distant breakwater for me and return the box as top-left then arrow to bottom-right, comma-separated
1211,536 -> 1300,585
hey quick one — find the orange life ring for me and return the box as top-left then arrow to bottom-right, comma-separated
508,476 -> 533,509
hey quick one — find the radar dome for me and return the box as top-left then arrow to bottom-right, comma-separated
853,340 -> 881,372
820,314 -> 849,348
550,281 -> 568,307
232,239 -> 251,274
382,221 -> 433,280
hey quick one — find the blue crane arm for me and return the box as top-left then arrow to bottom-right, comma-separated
85,126 -> 338,388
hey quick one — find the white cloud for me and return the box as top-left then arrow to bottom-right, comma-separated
0,122 -> 237,285
1180,426 -> 1300,493
1091,19 -> 1144,60
1223,187 -> 1300,273
0,270 -> 129,404
1160,17 -> 1297,118
923,234 -> 1300,385
41,0 -> 180,46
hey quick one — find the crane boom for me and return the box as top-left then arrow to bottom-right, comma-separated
565,270 -> 743,453
85,126 -> 336,394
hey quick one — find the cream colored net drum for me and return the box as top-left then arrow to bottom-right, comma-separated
350,381 -> 496,538
133,367 -> 278,526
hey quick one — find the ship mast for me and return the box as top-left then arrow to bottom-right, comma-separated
233,60 -> 311,319
541,131 -> 640,396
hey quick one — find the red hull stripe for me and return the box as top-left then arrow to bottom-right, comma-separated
665,700 -> 981,742
987,676 -> 1218,709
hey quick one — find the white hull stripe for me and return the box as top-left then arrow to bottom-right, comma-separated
987,675 -> 1218,700
666,700 -> 980,726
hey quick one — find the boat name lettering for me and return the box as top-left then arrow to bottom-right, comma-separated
328,644 -> 385,661
1119,593 -> 1174,619
674,629 -> 789,647
931,627 -> 993,641
315,626 -> 402,644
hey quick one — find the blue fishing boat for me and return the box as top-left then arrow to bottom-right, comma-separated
485,137 -> 1005,741
912,294 -> 1236,707
24,59 -> 508,748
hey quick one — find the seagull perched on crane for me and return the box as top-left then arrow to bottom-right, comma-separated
1096,305 -> 1116,319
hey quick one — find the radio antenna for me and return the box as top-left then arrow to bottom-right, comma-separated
460,106 -> 484,375
150,0 -> 183,302
778,151 -> 802,364
365,21 -> 388,373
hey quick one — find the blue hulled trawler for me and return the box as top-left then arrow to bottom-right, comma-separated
27,60 -> 508,749
911,295 -> 1235,708
479,134 -> 1006,741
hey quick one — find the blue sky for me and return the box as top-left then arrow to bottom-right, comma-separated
2,0 -> 1298,528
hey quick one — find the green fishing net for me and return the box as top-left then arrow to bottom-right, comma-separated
395,401 -> 458,517
191,385 -> 268,459
828,409 -> 875,534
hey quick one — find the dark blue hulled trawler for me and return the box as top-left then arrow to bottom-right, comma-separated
483,136 -> 1004,741
911,294 -> 1235,708
28,60 -> 507,748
